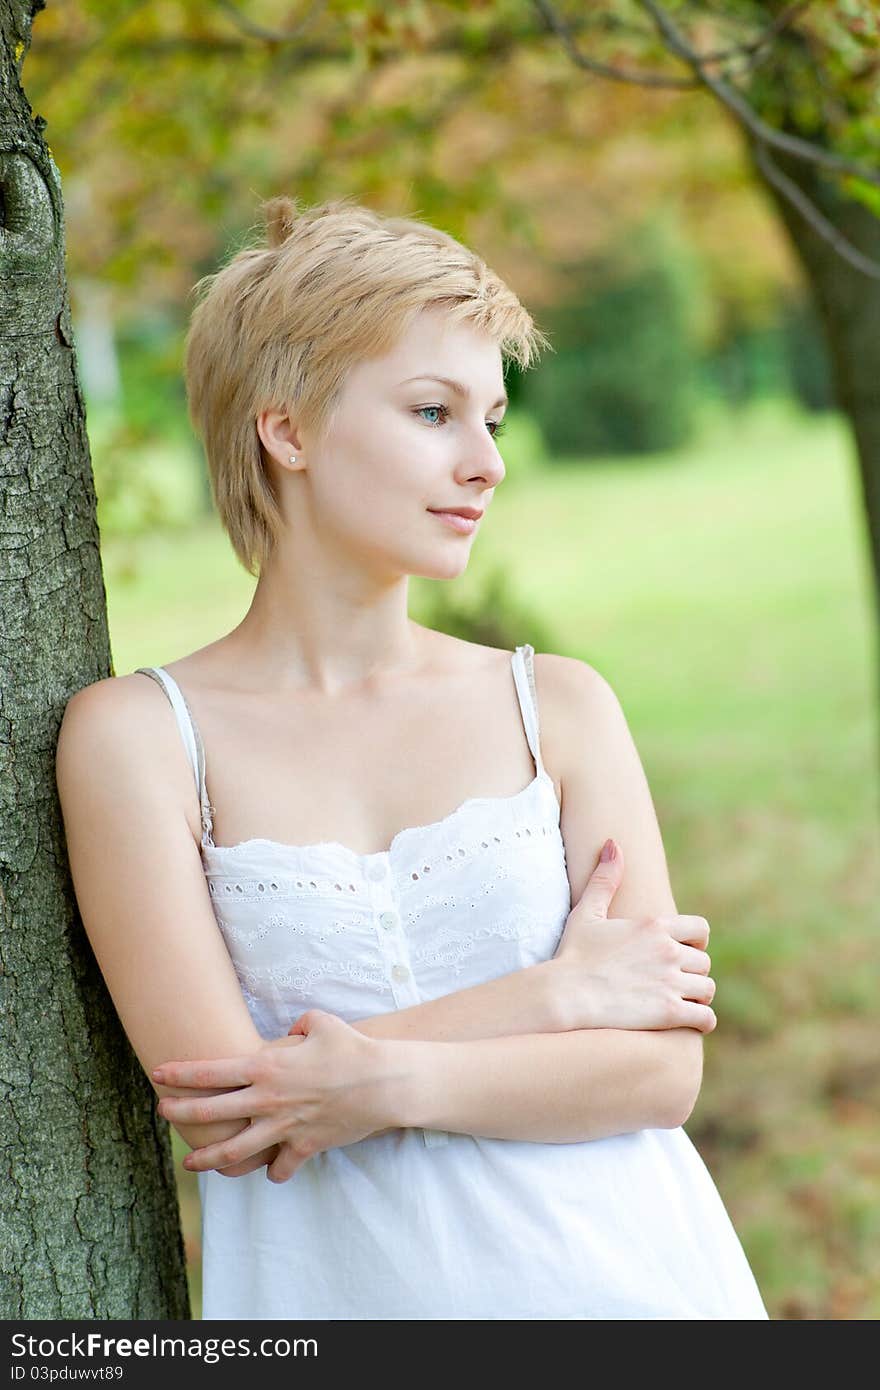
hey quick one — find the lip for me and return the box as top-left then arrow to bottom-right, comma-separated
429,507 -> 484,520
428,508 -> 482,535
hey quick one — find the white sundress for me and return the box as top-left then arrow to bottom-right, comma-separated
135,644 -> 769,1320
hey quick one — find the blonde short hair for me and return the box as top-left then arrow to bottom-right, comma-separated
184,194 -> 550,576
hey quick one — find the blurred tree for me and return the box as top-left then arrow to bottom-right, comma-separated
0,0 -> 189,1317
23,1 -> 877,642
779,289 -> 836,412
534,0 -> 880,642
522,215 -> 703,455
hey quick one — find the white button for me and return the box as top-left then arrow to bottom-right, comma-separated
379,911 -> 398,931
391,963 -> 410,983
366,860 -> 387,882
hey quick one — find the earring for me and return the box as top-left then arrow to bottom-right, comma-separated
288,454 -> 297,464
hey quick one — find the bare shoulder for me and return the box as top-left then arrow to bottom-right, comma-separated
419,634 -> 620,775
530,650 -> 621,773
55,670 -> 265,1122
59,671 -> 179,766
532,649 -> 615,704
531,650 -> 677,917
57,672 -> 200,842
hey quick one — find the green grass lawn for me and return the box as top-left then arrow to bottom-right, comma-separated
104,397 -> 879,1320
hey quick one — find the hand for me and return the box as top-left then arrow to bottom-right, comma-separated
552,839 -> 716,1033
154,1010 -> 399,1183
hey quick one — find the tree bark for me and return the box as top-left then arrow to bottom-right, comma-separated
748,142 -> 880,645
0,0 -> 189,1317
729,19 -> 880,666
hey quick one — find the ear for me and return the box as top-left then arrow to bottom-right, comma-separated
256,406 -> 304,468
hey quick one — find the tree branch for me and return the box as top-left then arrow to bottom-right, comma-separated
637,0 -> 880,189
531,0 -> 700,89
752,139 -> 880,280
534,0 -> 880,279
213,0 -> 327,45
696,1 -> 813,67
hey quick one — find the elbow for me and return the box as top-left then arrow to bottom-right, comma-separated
170,1119 -> 209,1152
154,1097 -> 250,1155
170,1116 -> 249,1154
663,1080 -> 701,1130
655,1031 -> 705,1130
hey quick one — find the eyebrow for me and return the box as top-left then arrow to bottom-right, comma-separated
398,375 -> 508,410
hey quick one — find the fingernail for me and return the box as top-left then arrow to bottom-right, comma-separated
600,838 -> 615,862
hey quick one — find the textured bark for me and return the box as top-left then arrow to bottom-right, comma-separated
748,145 -> 880,640
0,0 -> 190,1317
736,32 -> 880,647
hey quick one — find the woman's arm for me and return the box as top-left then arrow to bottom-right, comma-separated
382,1024 -> 688,1141
160,1004 -> 685,1180
350,959 -> 564,1042
362,656 -> 703,1115
380,655 -> 705,1140
544,653 -> 705,1110
161,656 -> 709,1174
375,653 -> 703,1139
55,677 -> 269,1159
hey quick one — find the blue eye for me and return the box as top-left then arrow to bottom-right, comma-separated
416,405 -> 448,427
415,404 -> 507,438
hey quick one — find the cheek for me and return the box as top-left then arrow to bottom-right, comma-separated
313,450 -> 416,532
313,414 -> 440,521
352,431 -> 434,503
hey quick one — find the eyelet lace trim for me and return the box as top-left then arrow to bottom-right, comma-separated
205,819 -> 558,899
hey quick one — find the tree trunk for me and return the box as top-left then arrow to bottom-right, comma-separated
0,0 -> 190,1317
749,145 -> 880,638
736,26 -> 880,669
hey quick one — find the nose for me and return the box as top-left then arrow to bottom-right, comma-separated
463,435 -> 505,491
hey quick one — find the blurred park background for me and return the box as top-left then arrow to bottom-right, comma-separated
25,1 -> 880,1318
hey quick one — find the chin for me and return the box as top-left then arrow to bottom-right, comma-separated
411,548 -> 472,581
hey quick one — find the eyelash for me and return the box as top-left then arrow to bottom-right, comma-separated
414,404 -> 507,438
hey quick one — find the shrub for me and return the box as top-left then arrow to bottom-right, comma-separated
522,218 -> 702,456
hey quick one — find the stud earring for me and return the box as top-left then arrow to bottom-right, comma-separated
288,454 -> 297,464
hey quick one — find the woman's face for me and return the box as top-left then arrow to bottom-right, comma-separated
266,304 -> 508,583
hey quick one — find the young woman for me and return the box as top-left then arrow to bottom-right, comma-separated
56,195 -> 768,1320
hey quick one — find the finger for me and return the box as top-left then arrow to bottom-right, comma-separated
679,971 -> 716,1004
218,1146 -> 278,1178
267,1143 -> 307,1184
158,1087 -> 256,1125
267,1032 -> 306,1050
658,915 -> 710,947
182,1118 -> 277,1173
152,1055 -> 258,1088
287,1010 -> 319,1035
678,944 -> 711,975
674,1001 -> 717,1033
578,839 -> 625,920
290,1008 -> 333,1036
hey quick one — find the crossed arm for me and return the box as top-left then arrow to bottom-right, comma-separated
153,660 -> 704,1167
155,953 -> 702,1178
57,659 -> 703,1171
351,961 -> 699,1139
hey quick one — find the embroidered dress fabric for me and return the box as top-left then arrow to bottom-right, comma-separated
135,645 -> 769,1321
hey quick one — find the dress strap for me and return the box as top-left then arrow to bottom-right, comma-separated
510,644 -> 545,777
133,667 -> 215,848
